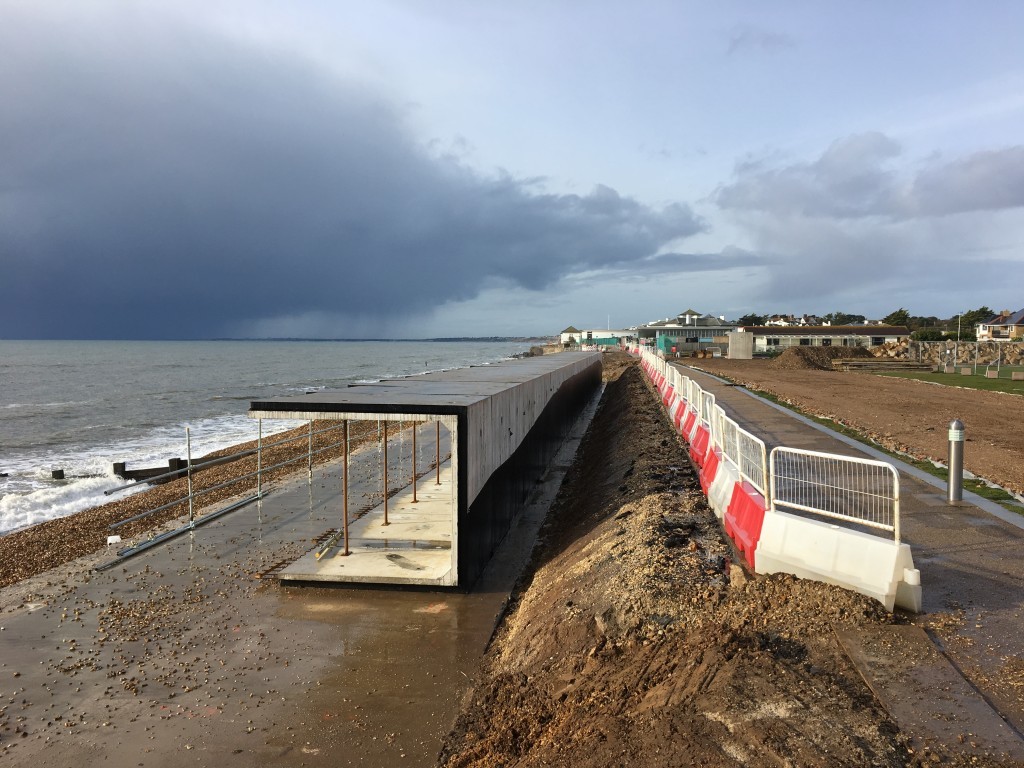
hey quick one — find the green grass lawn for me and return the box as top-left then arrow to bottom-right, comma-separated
875,369 -> 1024,395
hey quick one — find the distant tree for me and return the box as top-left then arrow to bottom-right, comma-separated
942,306 -> 993,341
961,306 -> 994,328
882,308 -> 911,326
911,328 -> 946,341
823,312 -> 865,326
737,313 -> 765,326
908,315 -> 940,332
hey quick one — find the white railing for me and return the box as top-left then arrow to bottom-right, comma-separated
769,447 -> 901,542
709,403 -> 768,496
641,346 -> 873,522
735,423 -> 769,497
699,390 -> 715,429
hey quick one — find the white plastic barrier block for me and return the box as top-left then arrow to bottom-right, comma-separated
707,462 -> 739,520
755,510 -> 922,613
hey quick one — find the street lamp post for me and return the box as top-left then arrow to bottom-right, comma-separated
955,311 -> 964,365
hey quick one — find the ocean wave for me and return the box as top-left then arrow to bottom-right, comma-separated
0,475 -> 141,535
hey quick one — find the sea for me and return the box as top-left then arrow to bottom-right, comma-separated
0,339 -> 537,534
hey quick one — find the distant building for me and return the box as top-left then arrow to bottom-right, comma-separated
560,326 -> 582,345
560,326 -> 632,347
976,309 -> 1024,341
634,309 -> 738,354
727,325 -> 912,358
765,314 -> 826,327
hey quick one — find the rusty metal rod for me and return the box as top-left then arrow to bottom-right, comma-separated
343,419 -> 350,555
382,421 -> 390,526
412,422 -> 418,503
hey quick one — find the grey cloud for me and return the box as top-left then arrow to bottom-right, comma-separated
717,133 -> 1024,220
639,246 -> 766,273
910,147 -> 1024,216
0,9 -> 704,339
716,133 -> 902,218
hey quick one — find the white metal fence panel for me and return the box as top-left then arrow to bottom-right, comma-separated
769,447 -> 901,542
699,390 -> 715,428
688,379 -> 702,411
735,423 -> 768,497
716,407 -> 738,463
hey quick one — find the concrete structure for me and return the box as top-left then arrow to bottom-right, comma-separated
249,351 -> 602,588
726,325 -> 911,358
635,309 -> 738,355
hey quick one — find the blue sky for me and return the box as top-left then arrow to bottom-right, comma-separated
3,1 -> 1023,338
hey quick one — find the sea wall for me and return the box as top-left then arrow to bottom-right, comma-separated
872,340 -> 1024,366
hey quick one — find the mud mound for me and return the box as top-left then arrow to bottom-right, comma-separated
440,352 -> 924,768
769,345 -> 873,370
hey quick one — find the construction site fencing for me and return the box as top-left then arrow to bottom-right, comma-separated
769,447 -> 901,542
699,389 -> 715,429
636,346 -> 892,533
710,404 -> 768,496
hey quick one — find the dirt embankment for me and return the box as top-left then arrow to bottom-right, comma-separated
769,346 -> 873,370
692,358 -> 1024,497
439,352 -> 944,768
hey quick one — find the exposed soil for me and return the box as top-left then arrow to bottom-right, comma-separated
769,345 -> 874,370
692,357 -> 1024,497
438,352 -> 975,768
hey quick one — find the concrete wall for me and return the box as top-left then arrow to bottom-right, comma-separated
459,356 -> 601,587
727,332 -> 754,359
464,353 -> 601,507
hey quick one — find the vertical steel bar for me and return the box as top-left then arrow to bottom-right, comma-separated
257,418 -> 263,498
412,422 -> 418,503
343,420 -> 350,556
308,420 -> 313,479
436,420 -> 441,485
186,427 -> 194,527
382,421 -> 390,526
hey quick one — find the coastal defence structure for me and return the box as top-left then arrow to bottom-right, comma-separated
248,351 -> 602,588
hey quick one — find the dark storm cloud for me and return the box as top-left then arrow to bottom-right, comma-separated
0,9 -> 704,339
716,133 -> 1024,220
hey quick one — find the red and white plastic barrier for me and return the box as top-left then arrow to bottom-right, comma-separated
724,481 -> 767,570
636,347 -> 922,613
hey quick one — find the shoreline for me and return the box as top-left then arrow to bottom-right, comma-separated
0,419 -> 384,589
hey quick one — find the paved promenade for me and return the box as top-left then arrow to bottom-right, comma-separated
680,364 -> 1024,759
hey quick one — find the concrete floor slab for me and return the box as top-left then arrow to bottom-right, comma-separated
280,465 -> 457,586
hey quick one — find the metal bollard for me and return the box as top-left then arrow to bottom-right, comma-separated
947,419 -> 965,504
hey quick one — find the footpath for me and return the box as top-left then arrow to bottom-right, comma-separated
680,364 -> 1024,760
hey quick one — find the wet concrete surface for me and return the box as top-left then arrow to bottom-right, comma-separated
0,392 -> 603,767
